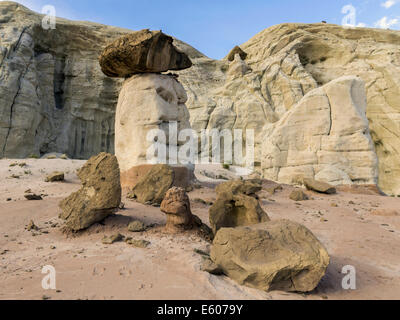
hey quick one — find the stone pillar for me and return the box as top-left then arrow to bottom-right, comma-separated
99,29 -> 194,190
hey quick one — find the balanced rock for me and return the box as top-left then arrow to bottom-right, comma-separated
226,45 -> 248,62
160,187 -> 208,233
114,73 -> 194,190
59,153 -> 121,231
210,220 -> 330,292
210,179 -> 269,234
304,178 -> 336,195
99,29 -> 192,77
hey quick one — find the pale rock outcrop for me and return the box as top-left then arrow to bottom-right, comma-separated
0,2 -> 128,159
176,23 -> 400,195
210,220 -> 330,292
114,73 -> 193,188
261,76 -> 379,187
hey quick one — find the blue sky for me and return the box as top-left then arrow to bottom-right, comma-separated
2,0 -> 400,59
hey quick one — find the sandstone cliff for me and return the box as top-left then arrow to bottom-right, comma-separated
176,23 -> 400,195
0,2 -> 128,159
1,2 -> 400,195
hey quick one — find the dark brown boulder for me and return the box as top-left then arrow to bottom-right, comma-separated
227,45 -> 248,62
99,29 -> 192,77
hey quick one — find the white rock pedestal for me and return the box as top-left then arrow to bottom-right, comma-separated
115,73 -> 194,189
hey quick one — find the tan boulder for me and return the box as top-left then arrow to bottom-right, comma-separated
304,178 -> 336,195
209,179 -> 269,234
127,164 -> 174,205
59,153 -> 121,231
99,29 -> 192,77
45,171 -> 64,182
210,220 -> 330,292
215,179 -> 262,197
289,189 -> 309,201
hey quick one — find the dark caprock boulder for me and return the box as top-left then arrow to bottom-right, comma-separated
99,29 -> 192,77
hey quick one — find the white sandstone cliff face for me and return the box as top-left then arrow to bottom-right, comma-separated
0,2 -> 127,159
115,73 -> 191,173
175,23 -> 400,195
261,76 -> 378,186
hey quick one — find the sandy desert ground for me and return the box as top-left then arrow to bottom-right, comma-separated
0,158 -> 399,300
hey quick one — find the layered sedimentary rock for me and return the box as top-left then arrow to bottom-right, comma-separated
261,76 -> 378,186
0,2 -> 129,159
1,2 -> 400,195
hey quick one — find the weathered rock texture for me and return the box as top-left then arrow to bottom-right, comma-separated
261,76 -> 378,187
1,3 -> 400,195
59,152 -> 121,231
210,220 -> 330,292
175,24 -> 400,195
160,187 -> 201,232
114,73 -> 193,188
209,179 -> 270,233
99,29 -> 192,77
0,2 -> 128,159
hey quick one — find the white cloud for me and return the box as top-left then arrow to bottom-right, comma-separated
374,16 -> 399,28
357,22 -> 367,27
381,0 -> 398,9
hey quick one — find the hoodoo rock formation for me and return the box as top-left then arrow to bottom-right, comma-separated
1,3 -> 400,196
99,30 -> 194,189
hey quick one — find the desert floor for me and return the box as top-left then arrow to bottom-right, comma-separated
0,159 -> 399,300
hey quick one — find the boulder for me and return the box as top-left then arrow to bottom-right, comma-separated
215,179 -> 262,197
209,179 -> 269,233
127,164 -> 174,205
24,194 -> 42,201
128,220 -> 147,232
59,153 -> 121,231
99,29 -> 192,77
210,220 -> 330,292
45,171 -> 64,182
289,190 -> 309,201
304,178 -> 336,195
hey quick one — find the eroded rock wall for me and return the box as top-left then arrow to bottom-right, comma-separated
0,2 -> 127,159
